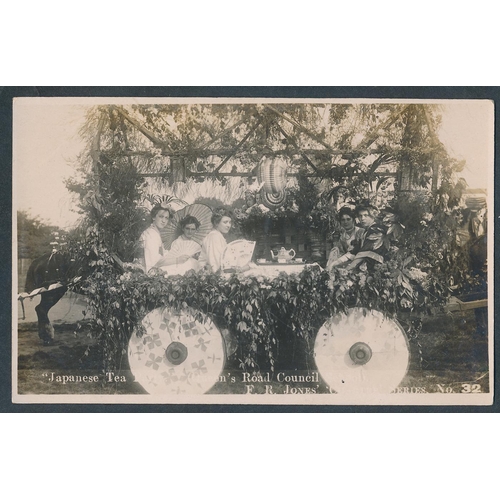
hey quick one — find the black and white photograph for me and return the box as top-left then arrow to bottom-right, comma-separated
13,97 -> 493,405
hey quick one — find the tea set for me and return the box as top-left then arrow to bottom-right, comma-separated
257,247 -> 303,264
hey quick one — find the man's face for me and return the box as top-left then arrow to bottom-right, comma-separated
357,210 -> 374,228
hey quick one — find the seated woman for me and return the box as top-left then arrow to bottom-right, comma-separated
199,208 -> 256,274
139,204 -> 189,273
339,203 -> 388,271
198,208 -> 232,272
170,215 -> 202,256
139,203 -> 173,273
164,215 -> 202,275
327,206 -> 365,271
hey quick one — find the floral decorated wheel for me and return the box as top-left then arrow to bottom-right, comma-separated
314,308 -> 409,394
128,307 -> 225,395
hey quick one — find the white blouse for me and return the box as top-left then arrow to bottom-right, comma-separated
139,226 -> 164,272
198,229 -> 227,272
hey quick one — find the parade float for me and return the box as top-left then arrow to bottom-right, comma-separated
42,102 -> 486,396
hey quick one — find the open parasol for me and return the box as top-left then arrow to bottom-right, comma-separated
160,203 -> 213,250
314,307 -> 409,394
128,307 -> 225,395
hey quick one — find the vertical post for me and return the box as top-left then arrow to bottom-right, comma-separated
89,112 -> 106,243
423,107 -> 441,193
398,164 -> 413,192
398,105 -> 418,193
170,156 -> 187,183
431,161 -> 440,193
91,113 -> 106,183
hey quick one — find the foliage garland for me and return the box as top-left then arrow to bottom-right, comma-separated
76,246 -> 457,373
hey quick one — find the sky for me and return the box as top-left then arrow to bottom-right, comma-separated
438,100 -> 493,189
14,100 -> 88,229
13,99 -> 494,229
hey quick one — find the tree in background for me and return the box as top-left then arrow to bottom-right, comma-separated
17,210 -> 64,259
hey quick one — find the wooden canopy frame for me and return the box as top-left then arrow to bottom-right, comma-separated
91,104 -> 442,189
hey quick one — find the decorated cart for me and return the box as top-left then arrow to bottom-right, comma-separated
34,102 -> 487,396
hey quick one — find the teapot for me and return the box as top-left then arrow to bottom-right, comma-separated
271,247 -> 296,262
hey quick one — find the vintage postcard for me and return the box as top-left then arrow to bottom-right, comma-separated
12,96 -> 494,405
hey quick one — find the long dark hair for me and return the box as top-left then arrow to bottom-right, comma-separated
338,206 -> 356,220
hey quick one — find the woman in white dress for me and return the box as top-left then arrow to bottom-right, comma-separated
166,215 -> 202,275
198,208 -> 232,272
198,208 -> 256,273
170,215 -> 202,258
139,204 -> 189,273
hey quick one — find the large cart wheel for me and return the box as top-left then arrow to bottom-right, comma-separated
128,307 -> 225,395
314,308 -> 409,394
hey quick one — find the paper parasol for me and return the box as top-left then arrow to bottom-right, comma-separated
314,307 -> 409,394
128,307 -> 225,395
160,203 -> 213,250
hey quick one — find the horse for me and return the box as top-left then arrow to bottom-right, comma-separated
23,250 -> 78,345
23,249 -> 125,345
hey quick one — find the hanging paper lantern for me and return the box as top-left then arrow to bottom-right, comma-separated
260,190 -> 287,209
257,156 -> 288,194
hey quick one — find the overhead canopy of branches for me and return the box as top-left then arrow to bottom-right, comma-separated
73,103 -> 465,190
